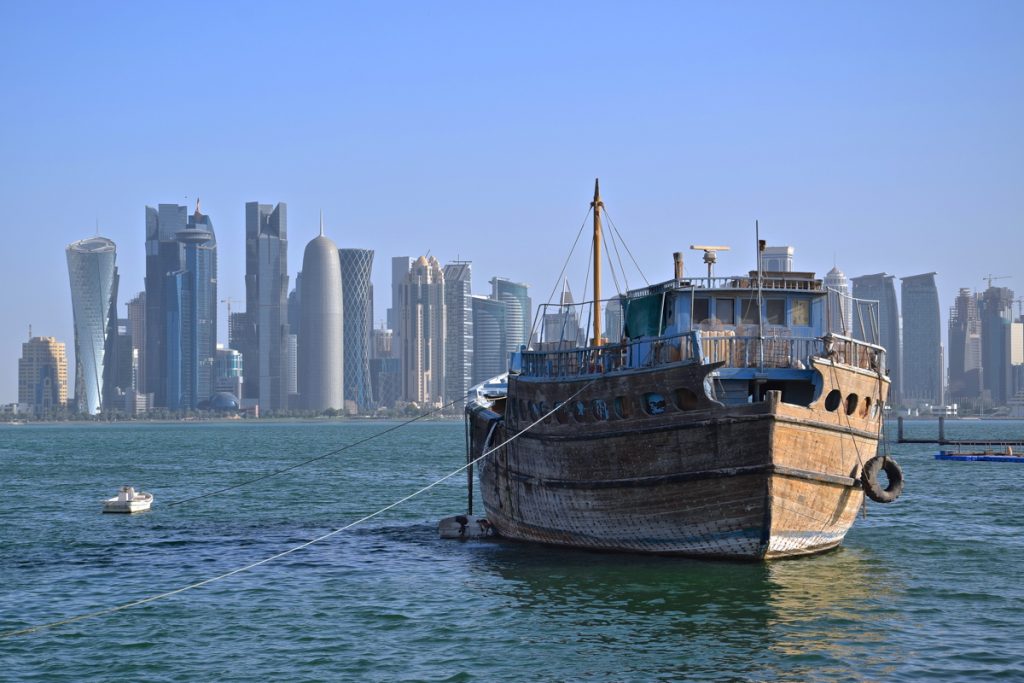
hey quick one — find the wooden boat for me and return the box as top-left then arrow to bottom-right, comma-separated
466,181 -> 902,560
102,485 -> 153,513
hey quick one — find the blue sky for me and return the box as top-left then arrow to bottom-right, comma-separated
1,1 -> 1022,403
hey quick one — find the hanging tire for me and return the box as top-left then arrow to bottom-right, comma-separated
860,455 -> 904,503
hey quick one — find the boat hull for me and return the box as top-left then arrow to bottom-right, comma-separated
469,359 -> 885,560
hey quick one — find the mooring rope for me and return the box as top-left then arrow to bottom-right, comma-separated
165,393 -> 474,507
0,380 -> 595,639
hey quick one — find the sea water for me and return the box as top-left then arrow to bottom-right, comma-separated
2,418 -> 1024,681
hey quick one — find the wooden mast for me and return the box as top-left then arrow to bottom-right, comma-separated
591,178 -> 604,346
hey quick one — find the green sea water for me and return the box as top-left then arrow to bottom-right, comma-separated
2,418 -> 1023,681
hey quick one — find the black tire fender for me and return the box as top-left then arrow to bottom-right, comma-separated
861,455 -> 904,503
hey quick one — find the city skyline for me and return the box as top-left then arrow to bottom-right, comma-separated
2,2 -> 1023,402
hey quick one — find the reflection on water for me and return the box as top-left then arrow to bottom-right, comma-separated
471,538 -> 905,681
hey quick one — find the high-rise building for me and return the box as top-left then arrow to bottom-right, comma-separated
285,333 -> 298,401
144,203 -> 187,404
980,286 -> 1015,404
126,292 -> 146,394
244,201 -> 289,412
542,279 -> 583,347
165,203 -> 218,410
824,266 -> 853,335
340,248 -> 375,412
472,295 -> 508,385
444,261 -> 473,403
66,236 -> 119,414
18,336 -> 68,414
900,273 -> 943,405
401,256 -> 445,404
604,295 -> 624,344
851,273 -> 901,404
761,246 -> 794,273
948,288 -> 983,403
214,346 -> 244,399
298,223 -> 344,411
490,277 -> 531,351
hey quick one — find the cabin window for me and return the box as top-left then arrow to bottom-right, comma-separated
740,299 -> 759,324
845,394 -> 859,416
693,298 -> 710,325
592,399 -> 610,421
860,397 -> 872,418
529,402 -> 542,420
674,387 -> 699,411
715,298 -> 735,324
554,401 -> 569,424
573,400 -> 589,422
614,396 -> 631,419
643,392 -> 667,415
792,299 -> 810,326
824,389 -> 842,412
766,299 -> 786,325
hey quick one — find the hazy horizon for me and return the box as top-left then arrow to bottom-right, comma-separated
2,1 -> 1021,404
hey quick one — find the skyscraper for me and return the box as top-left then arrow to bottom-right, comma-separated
298,221 -> 344,411
66,236 -> 119,414
542,279 -> 583,346
165,203 -> 218,410
126,292 -> 146,395
980,285 -> 1015,405
900,273 -> 942,405
490,277 -> 531,351
401,256 -> 445,404
824,266 -> 852,335
18,336 -> 68,414
144,203 -> 187,404
851,273 -> 901,404
244,201 -> 289,412
340,248 -> 374,411
948,288 -> 982,403
472,295 -> 507,384
604,295 -> 624,344
443,261 -> 473,403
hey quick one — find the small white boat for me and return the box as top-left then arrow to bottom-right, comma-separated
102,485 -> 153,514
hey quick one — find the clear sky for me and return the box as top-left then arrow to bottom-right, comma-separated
1,1 -> 1021,403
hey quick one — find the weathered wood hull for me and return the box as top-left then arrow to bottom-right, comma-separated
469,358 -> 887,560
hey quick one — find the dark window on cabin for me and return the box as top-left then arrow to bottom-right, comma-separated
766,299 -> 785,325
740,299 -> 759,324
715,298 -> 735,324
693,298 -> 710,324
792,299 -> 810,326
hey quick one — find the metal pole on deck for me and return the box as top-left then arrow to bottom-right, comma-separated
898,416 -> 904,442
464,414 -> 473,515
939,415 -> 945,444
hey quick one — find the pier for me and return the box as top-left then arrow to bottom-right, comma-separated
896,416 -> 1024,446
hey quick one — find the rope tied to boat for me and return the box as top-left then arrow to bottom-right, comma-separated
0,380 -> 596,639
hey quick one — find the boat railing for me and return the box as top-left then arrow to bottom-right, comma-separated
624,274 -> 823,297
519,331 -> 885,379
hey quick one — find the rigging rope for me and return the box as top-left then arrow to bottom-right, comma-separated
532,207 -> 593,346
601,206 -> 649,286
0,380 -> 595,639
165,392 -> 475,507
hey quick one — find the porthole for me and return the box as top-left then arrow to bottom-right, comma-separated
529,402 -> 542,420
674,387 -> 699,411
554,401 -> 568,424
592,399 -> 609,421
643,392 -> 667,415
845,394 -> 859,415
519,400 -> 529,421
860,397 -> 872,418
824,390 -> 842,412
614,396 -> 631,419
573,400 -> 589,422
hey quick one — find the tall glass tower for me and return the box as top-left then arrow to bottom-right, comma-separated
851,273 -> 901,405
145,203 -> 187,406
66,236 -> 119,414
298,223 -> 344,411
472,295 -> 507,385
490,277 -> 531,350
340,248 -> 374,411
244,201 -> 289,412
900,273 -> 942,405
444,261 -> 473,402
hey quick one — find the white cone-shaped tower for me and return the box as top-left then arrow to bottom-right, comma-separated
298,217 -> 344,411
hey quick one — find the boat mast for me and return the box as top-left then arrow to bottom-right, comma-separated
756,221 -> 765,371
591,178 -> 604,346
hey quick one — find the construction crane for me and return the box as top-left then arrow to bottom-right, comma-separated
221,297 -> 240,319
983,274 -> 1010,289
1015,298 -> 1024,319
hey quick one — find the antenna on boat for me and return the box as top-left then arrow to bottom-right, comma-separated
689,245 -> 730,281
591,178 -> 604,346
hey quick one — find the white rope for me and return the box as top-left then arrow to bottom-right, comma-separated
1,380 -> 595,639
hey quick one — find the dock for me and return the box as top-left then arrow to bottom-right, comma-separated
897,416 -> 1024,446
